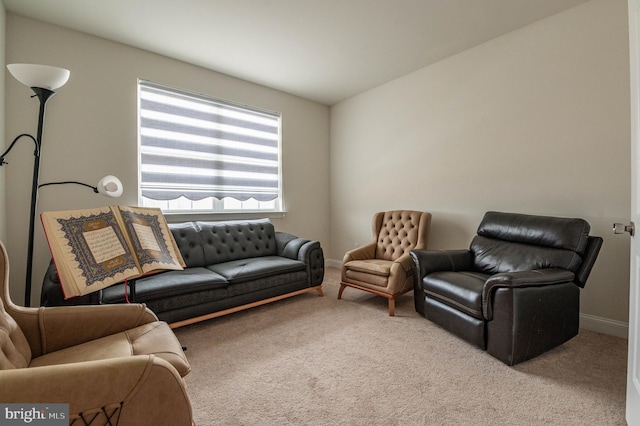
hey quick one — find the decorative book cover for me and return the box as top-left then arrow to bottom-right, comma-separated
41,205 -> 185,298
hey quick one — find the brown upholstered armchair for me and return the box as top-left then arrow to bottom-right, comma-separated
411,211 -> 603,365
339,210 -> 432,315
0,241 -> 194,425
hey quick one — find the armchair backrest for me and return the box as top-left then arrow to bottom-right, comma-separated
470,211 -> 599,285
373,210 -> 431,261
0,242 -> 32,369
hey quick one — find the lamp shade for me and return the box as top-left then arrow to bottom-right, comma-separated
7,64 -> 70,90
97,175 -> 123,198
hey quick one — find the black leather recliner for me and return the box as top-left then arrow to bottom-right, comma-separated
410,211 -> 603,365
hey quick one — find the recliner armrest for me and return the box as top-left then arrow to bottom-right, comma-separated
0,355 -> 192,425
410,249 -> 474,279
574,236 -> 603,288
35,304 -> 158,355
482,268 -> 575,320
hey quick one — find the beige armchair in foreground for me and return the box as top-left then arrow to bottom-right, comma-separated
0,241 -> 194,425
339,210 -> 432,315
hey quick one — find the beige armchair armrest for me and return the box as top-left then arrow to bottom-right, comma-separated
342,242 -> 376,262
0,355 -> 192,425
387,254 -> 414,294
342,243 -> 376,281
391,253 -> 413,274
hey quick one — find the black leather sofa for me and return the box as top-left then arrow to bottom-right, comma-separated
41,218 -> 325,327
410,211 -> 602,365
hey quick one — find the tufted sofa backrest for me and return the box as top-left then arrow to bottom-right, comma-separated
373,211 -> 431,261
169,222 -> 206,268
470,211 -> 591,276
169,219 -> 286,268
197,219 -> 277,265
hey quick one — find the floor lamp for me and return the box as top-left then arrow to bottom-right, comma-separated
39,175 -> 124,198
1,64 -> 123,306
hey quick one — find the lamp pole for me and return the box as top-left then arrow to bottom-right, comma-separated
23,88 -> 56,307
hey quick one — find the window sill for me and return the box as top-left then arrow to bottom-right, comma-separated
163,210 -> 286,223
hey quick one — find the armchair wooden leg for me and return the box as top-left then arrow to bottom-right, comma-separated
338,283 -> 347,299
339,282 -> 405,316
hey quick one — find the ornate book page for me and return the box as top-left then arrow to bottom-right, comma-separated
40,207 -> 140,298
116,206 -> 185,275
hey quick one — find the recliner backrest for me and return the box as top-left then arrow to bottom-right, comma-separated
471,211 -> 592,277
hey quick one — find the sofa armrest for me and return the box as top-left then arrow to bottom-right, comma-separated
275,232 -> 298,256
281,237 -> 310,259
34,304 -> 158,355
0,355 -> 192,425
410,249 -> 474,280
276,231 -> 324,286
482,268 -> 575,320
41,262 -> 102,306
299,240 -> 325,286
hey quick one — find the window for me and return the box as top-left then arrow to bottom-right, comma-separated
138,80 -> 282,213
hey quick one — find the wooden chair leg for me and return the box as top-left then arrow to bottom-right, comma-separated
338,283 -> 347,299
388,298 -> 395,316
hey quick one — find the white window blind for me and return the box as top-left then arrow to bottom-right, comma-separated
138,81 -> 282,211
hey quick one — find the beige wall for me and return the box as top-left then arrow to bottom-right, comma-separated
330,0 -> 631,332
4,14 -> 330,306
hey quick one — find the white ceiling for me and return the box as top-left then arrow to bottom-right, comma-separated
3,0 -> 590,105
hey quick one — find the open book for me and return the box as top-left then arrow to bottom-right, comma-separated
41,205 -> 185,298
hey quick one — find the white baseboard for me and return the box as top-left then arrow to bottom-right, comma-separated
580,313 -> 629,339
326,259 -> 342,269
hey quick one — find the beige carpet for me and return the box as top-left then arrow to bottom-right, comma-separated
174,267 -> 628,426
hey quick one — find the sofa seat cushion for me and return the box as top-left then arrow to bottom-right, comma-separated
208,256 -> 306,285
423,271 -> 490,320
101,267 -> 228,304
227,271 -> 309,298
29,322 -> 191,377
